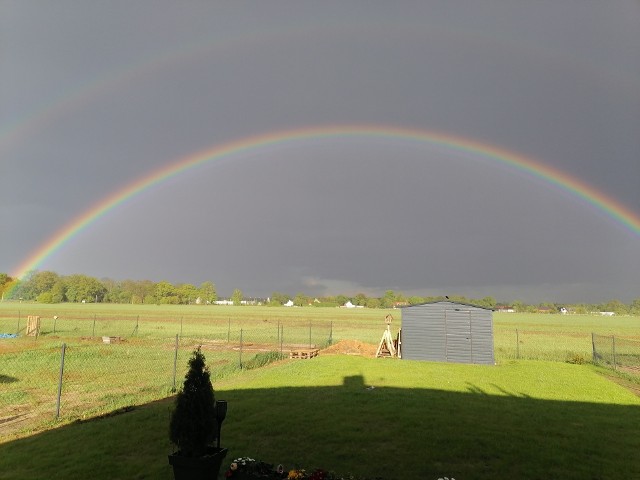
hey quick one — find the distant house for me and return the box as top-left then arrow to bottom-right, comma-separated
599,311 -> 615,316
284,300 -> 294,307
495,305 -> 515,313
215,299 -> 234,305
342,301 -> 364,309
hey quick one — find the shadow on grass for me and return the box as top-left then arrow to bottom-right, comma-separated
0,375 -> 638,479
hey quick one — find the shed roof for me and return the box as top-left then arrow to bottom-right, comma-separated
401,300 -> 493,311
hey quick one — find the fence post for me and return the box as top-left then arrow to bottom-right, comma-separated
92,314 -> 96,337
16,311 -> 20,335
172,334 -> 179,392
329,321 -> 333,346
612,336 -> 617,370
239,329 -> 243,369
591,333 -> 596,362
516,329 -> 520,359
56,343 -> 67,418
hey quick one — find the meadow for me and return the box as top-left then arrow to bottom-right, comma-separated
1,302 -> 639,478
2,302 -> 638,360
1,355 -> 639,479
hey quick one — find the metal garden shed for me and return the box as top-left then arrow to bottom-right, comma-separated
400,301 -> 494,364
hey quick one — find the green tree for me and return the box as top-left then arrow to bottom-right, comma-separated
478,296 -> 497,309
365,297 -> 381,308
176,283 -> 198,304
270,292 -> 289,306
64,274 -> 107,303
198,281 -> 217,304
15,270 -> 59,300
0,273 -> 15,300
155,281 -> 179,304
604,299 -> 628,315
231,288 -> 243,305
120,279 -> 155,304
293,292 -> 309,307
382,290 -> 397,308
512,300 -> 525,313
353,293 -> 368,306
335,295 -> 348,307
50,280 -> 66,303
36,292 -> 54,303
408,296 -> 425,305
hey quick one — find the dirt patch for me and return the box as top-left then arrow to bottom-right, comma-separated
0,405 -> 44,442
321,340 -> 378,357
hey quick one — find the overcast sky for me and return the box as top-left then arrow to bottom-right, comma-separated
1,2 -> 639,303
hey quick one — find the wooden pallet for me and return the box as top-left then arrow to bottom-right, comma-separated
289,349 -> 319,359
102,336 -> 122,344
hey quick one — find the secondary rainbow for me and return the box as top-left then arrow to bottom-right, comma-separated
9,124 -> 640,281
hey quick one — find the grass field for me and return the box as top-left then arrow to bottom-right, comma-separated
2,302 -> 639,360
1,355 -> 639,479
0,303 -> 640,479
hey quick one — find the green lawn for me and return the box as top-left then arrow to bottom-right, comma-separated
1,355 -> 638,479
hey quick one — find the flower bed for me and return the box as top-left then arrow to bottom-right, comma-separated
224,456 -> 455,480
223,457 -> 382,480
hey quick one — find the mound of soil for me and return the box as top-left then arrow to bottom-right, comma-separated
321,339 -> 378,357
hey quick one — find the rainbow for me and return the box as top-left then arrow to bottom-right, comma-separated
9,124 -> 640,281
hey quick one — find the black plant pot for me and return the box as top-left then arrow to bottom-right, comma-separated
168,446 -> 228,480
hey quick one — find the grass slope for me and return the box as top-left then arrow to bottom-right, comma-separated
1,355 -> 639,479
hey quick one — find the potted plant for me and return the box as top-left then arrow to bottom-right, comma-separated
169,346 -> 228,479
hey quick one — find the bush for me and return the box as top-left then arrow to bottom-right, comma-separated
243,351 -> 285,370
566,352 -> 587,365
169,347 -> 217,456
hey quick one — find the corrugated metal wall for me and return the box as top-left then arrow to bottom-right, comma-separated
400,301 -> 494,364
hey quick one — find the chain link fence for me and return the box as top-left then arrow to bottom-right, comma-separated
0,311 -> 341,344
493,328 -> 594,363
592,333 -> 640,373
0,320 -> 333,439
4,309 -> 638,439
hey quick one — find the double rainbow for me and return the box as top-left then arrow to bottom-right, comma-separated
9,124 -> 640,281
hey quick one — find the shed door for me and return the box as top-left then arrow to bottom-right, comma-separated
444,309 -> 473,363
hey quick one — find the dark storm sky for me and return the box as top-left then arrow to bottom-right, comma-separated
1,2 -> 639,302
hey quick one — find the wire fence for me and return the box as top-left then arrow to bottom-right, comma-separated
0,312 -> 352,344
493,328 -> 594,363
592,333 -> 640,373
3,310 -> 639,439
0,322 -> 333,439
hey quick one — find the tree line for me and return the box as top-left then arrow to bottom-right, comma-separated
0,270 -> 638,314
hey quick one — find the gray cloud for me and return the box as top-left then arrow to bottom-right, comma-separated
1,1 -> 638,302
